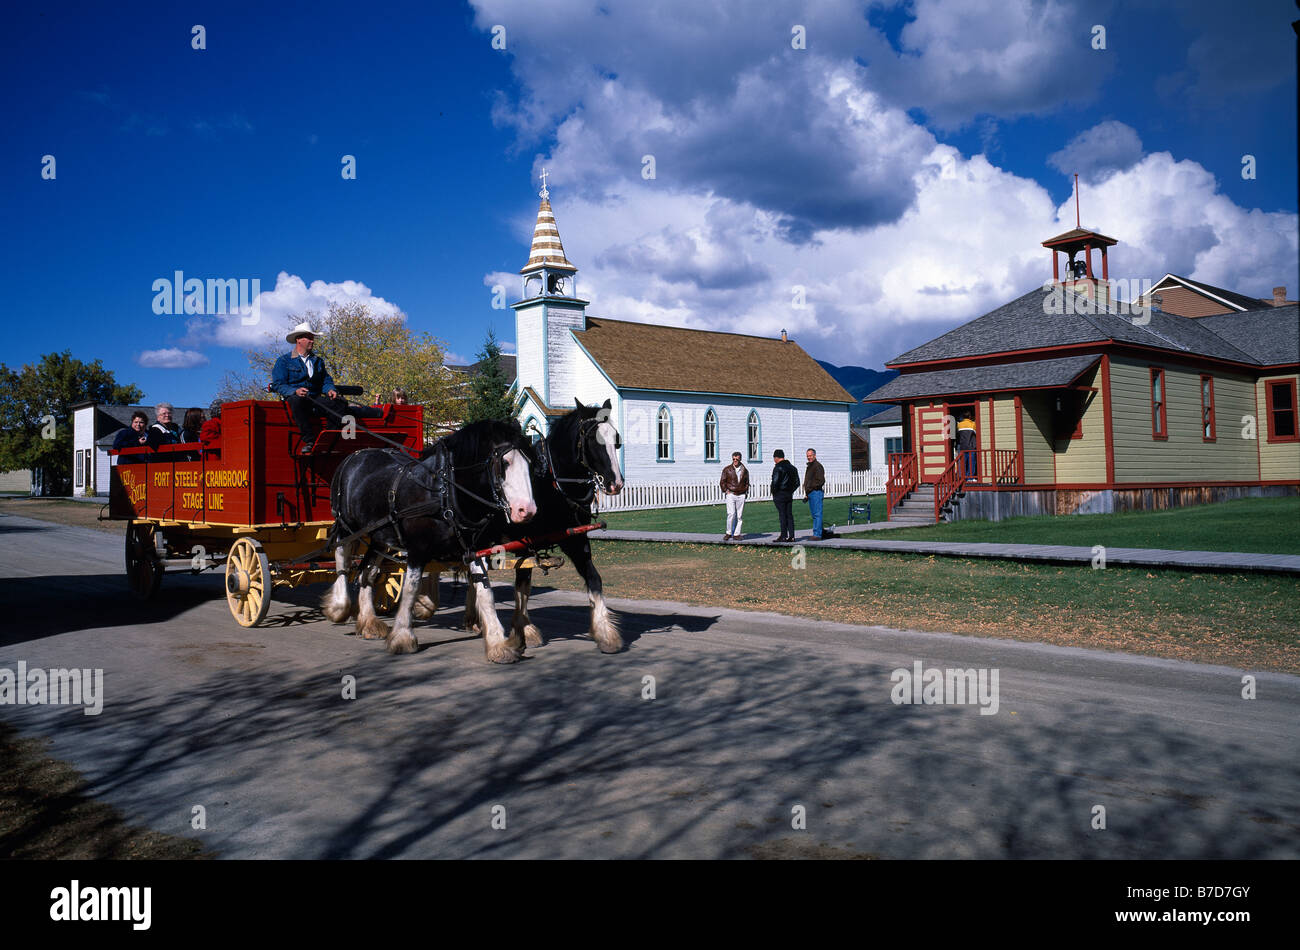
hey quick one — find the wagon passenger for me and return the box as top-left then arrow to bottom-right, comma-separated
112,410 -> 150,464
180,408 -> 204,443
271,322 -> 383,454
146,403 -> 181,449
199,401 -> 222,454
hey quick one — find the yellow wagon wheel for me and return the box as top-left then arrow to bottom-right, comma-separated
125,521 -> 163,601
226,537 -> 271,627
373,566 -> 406,615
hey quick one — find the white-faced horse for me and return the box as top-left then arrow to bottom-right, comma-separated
322,419 -> 538,661
466,399 -> 625,655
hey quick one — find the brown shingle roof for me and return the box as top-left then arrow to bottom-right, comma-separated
1042,226 -> 1118,247
522,387 -> 568,417
573,318 -> 854,403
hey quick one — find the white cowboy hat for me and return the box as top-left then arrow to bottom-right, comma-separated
286,322 -> 320,343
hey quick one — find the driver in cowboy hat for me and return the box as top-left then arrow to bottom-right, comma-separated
271,321 -> 383,454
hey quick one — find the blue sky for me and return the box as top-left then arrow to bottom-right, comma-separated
3,0 -> 1296,409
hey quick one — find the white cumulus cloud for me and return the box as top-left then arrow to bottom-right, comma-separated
184,271 -> 406,349
472,0 -> 1297,366
137,348 -> 209,369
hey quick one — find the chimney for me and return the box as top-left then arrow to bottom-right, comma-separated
780,329 -> 788,342
1274,286 -> 1287,307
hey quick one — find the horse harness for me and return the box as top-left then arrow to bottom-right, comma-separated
329,440 -> 522,563
537,416 -> 613,516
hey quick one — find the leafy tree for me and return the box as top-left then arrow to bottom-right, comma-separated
461,328 -> 522,425
0,351 -> 143,495
216,300 -> 462,436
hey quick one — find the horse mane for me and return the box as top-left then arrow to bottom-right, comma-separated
545,405 -> 597,466
422,418 -> 531,465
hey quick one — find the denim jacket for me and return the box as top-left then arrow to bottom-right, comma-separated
272,351 -> 336,398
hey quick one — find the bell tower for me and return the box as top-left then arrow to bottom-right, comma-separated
512,171 -> 589,408
1042,174 -> 1117,308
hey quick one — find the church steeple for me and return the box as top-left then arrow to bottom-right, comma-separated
521,168 -> 577,299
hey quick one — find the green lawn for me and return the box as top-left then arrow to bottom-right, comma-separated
601,494 -> 886,535
601,494 -> 1300,555
881,495 -> 1300,555
545,541 -> 1300,673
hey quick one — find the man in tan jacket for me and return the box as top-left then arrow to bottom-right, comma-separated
719,451 -> 750,541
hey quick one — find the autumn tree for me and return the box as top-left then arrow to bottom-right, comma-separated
0,351 -> 143,495
461,328 -> 523,425
217,301 -> 462,433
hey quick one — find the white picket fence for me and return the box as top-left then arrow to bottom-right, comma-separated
597,470 -> 887,512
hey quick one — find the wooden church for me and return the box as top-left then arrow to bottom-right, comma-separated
512,177 -> 855,488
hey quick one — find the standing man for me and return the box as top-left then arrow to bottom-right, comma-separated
272,322 -> 382,454
720,451 -> 750,541
803,447 -> 826,539
770,449 -> 799,542
957,412 -> 978,478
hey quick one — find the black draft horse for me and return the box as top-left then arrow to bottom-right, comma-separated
322,419 -> 538,661
465,399 -> 625,655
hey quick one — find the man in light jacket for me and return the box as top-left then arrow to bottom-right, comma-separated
719,451 -> 750,541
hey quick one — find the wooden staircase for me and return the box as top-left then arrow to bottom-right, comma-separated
889,484 -> 942,524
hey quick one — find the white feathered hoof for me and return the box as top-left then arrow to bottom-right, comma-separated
359,616 -> 390,641
485,643 -> 521,664
412,595 -> 437,621
524,624 -> 544,648
320,590 -> 352,624
594,630 -> 624,654
387,629 -> 418,654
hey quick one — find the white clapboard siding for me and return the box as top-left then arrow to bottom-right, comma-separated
597,470 -> 886,512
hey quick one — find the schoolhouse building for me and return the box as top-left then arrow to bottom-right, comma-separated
512,181 -> 855,487
864,224 -> 1300,522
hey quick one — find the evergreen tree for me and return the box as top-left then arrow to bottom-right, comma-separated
462,329 -> 522,424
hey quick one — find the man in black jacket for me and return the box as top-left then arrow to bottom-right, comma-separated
770,449 -> 800,542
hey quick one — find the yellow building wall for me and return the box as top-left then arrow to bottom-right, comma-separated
1109,357 -> 1258,482
1018,392 -> 1055,484
992,396 -> 1017,456
1257,373 -> 1300,481
1049,365 -> 1106,483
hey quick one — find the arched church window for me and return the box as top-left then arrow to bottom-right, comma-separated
747,411 -> 761,461
657,406 -> 672,461
704,409 -> 718,461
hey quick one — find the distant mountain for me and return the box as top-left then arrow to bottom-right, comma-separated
818,361 -> 899,423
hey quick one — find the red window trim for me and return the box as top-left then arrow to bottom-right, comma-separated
1150,367 -> 1167,440
1266,379 -> 1299,443
1200,375 -> 1216,442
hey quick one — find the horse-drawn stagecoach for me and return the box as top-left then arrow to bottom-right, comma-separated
107,396 -> 622,663
108,399 -> 425,624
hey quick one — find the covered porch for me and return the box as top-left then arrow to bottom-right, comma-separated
873,355 -> 1103,523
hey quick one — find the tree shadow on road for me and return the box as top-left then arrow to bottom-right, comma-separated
5,593 -> 1295,860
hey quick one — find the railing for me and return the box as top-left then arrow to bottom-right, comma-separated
885,452 -> 919,521
597,470 -> 886,512
933,454 -> 965,522
952,449 -> 1023,486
